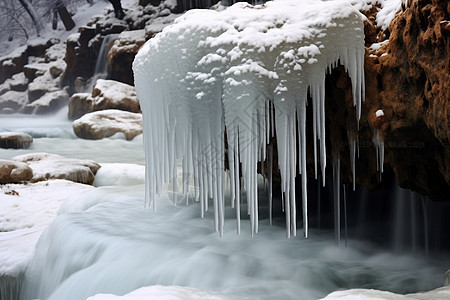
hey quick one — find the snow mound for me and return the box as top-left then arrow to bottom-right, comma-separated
87,285 -> 239,300
0,180 -> 94,275
133,0 -> 365,237
321,286 -> 450,300
93,163 -> 145,187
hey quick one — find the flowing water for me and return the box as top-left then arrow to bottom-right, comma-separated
0,112 -> 449,300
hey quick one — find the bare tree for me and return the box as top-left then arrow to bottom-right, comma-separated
18,0 -> 43,36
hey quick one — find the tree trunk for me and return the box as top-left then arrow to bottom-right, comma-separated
18,0 -> 43,36
57,5 -> 75,31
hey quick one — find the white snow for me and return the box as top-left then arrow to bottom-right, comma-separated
133,0 -> 365,238
93,163 -> 145,187
87,285 -> 239,300
376,0 -> 405,30
0,180 -> 94,276
322,286 -> 450,300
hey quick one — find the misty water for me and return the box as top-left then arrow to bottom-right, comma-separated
1,110 -> 449,299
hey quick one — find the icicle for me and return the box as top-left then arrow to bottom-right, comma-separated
133,0 -> 366,237
349,137 -> 357,191
373,129 -> 385,180
343,184 -> 348,247
333,157 -> 341,246
268,143 -> 273,226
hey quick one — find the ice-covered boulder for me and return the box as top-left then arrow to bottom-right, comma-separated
0,132 -> 33,149
0,160 -> 33,184
72,109 -> 143,140
13,152 -> 101,185
68,79 -> 140,120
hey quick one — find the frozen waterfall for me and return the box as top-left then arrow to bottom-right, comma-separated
133,0 -> 365,238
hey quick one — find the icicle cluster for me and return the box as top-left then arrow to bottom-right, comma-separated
133,0 -> 365,237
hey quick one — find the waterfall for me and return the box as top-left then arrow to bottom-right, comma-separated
85,34 -> 119,93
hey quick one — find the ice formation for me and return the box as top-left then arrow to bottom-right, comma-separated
133,0 -> 365,238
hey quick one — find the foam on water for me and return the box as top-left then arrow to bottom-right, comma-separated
20,186 -> 448,300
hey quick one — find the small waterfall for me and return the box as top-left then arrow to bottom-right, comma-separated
332,157 -> 341,246
85,34 -> 119,93
0,274 -> 23,300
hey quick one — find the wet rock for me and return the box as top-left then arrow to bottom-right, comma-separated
68,79 -> 140,120
13,152 -> 101,185
0,132 -> 33,149
72,109 -> 142,140
0,160 -> 33,184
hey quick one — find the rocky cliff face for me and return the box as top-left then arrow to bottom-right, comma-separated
264,0 -> 449,201
361,0 -> 449,200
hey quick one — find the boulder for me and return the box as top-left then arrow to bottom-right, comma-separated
0,160 -> 33,184
0,132 -> 33,149
23,90 -> 69,115
68,79 -> 140,120
108,29 -> 146,85
23,63 -> 48,81
72,109 -> 143,140
13,152 -> 101,185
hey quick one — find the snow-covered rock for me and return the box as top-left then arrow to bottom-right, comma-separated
27,73 -> 60,103
92,79 -> 140,111
0,91 -> 28,113
23,62 -> 49,81
144,13 -> 178,39
68,79 -> 140,120
0,160 -> 33,184
13,152 -> 101,185
5,73 -> 29,92
72,109 -> 143,140
23,89 -> 69,115
109,30 -> 147,85
321,286 -> 450,300
0,132 -> 33,149
87,285 -> 240,300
